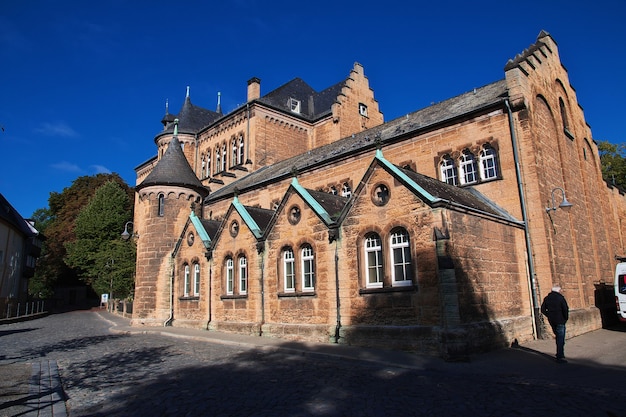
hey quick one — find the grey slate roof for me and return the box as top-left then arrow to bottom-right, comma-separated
136,135 -> 208,196
257,78 -> 345,121
200,219 -> 222,240
157,96 -> 223,139
207,79 -> 509,202
244,206 -> 274,232
304,189 -> 349,221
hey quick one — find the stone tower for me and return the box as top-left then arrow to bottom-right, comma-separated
131,120 -> 209,326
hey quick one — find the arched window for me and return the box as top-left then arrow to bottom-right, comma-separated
283,248 -> 295,292
440,156 -> 458,186
201,154 -> 206,178
459,150 -> 478,185
221,143 -> 227,172
232,137 -> 237,167
479,145 -> 498,180
364,233 -> 383,288
238,135 -> 245,165
559,97 -> 570,133
206,153 -> 211,177
301,244 -> 315,292
158,193 -> 165,217
215,147 -> 221,173
225,257 -> 234,295
184,264 -> 191,296
193,263 -> 200,296
329,186 -> 337,195
341,182 -> 352,198
238,256 -> 247,295
390,228 -> 412,286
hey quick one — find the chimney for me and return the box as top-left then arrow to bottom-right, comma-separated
247,77 -> 261,101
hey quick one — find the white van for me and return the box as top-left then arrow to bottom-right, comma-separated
614,260 -> 626,322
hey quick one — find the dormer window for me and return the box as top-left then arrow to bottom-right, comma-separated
289,98 -> 301,114
359,103 -> 368,117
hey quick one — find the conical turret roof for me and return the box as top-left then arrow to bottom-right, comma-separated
137,132 -> 208,197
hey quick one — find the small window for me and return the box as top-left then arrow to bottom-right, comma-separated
283,248 -> 295,292
440,156 -> 458,186
372,183 -> 390,206
301,244 -> 315,292
390,229 -> 412,286
365,233 -> 383,288
221,143 -> 227,172
341,182 -> 352,198
184,264 -> 191,296
158,193 -> 165,217
215,147 -> 221,173
232,138 -> 237,168
238,135 -> 245,165
193,263 -> 200,296
479,146 -> 498,180
226,258 -> 234,295
238,256 -> 247,295
459,150 -> 478,185
359,103 -> 368,117
289,98 -> 301,114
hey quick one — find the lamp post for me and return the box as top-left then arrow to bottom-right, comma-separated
545,187 -> 573,213
121,221 -> 137,240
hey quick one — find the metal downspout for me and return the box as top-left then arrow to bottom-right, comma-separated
260,253 -> 265,336
334,240 -> 341,343
505,99 -> 543,339
164,253 -> 174,326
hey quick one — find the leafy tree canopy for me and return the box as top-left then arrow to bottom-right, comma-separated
598,140 -> 626,190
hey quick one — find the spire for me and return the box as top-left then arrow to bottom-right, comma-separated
186,86 -> 190,98
216,92 -> 222,115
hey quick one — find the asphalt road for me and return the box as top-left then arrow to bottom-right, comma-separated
2,310 -> 626,416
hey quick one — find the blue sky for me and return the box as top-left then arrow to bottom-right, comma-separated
1,0 -> 624,219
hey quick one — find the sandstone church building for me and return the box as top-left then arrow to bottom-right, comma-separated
129,31 -> 626,358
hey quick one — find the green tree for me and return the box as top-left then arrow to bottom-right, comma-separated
598,140 -> 626,190
65,181 -> 136,299
30,173 -> 134,297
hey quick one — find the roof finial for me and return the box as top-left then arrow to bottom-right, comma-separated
217,92 -> 222,115
173,118 -> 179,136
165,99 -> 169,114
186,86 -> 190,98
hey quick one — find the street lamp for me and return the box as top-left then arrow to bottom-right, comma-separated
121,221 -> 138,240
545,187 -> 573,213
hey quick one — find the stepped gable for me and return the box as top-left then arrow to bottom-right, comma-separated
257,78 -> 345,121
137,135 -> 208,197
504,30 -> 553,71
207,79 -> 508,202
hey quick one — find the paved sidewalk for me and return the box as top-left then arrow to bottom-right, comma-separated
100,310 -> 626,383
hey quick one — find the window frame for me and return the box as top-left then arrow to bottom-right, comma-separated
193,263 -> 200,296
283,248 -> 295,293
225,257 -> 234,295
389,229 -> 412,286
364,233 -> 384,289
238,256 -> 247,295
459,150 -> 478,185
184,264 -> 191,296
301,244 -> 315,292
479,146 -> 498,180
440,156 -> 458,186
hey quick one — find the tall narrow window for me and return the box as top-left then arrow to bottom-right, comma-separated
238,256 -> 247,295
390,229 -> 412,286
238,135 -> 245,165
232,138 -> 237,168
215,147 -> 221,173
193,263 -> 200,296
184,264 -> 191,296
365,233 -> 383,288
301,244 -> 315,292
221,143 -> 227,172
479,146 -> 498,180
206,153 -> 211,177
201,155 -> 206,178
226,258 -> 234,295
158,193 -> 165,217
440,156 -> 458,186
559,97 -> 570,133
283,248 -> 295,292
459,150 -> 478,185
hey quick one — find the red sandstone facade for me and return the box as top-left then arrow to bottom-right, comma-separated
130,32 -> 626,357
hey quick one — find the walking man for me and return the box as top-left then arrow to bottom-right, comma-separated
541,285 -> 569,363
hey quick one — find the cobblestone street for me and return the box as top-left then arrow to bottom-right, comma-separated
2,310 -> 626,416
